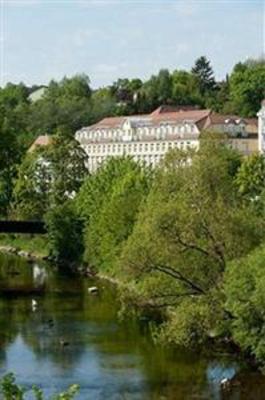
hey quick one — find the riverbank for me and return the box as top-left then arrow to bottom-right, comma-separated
0,234 -> 49,260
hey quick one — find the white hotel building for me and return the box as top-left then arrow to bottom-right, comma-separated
75,104 -> 261,173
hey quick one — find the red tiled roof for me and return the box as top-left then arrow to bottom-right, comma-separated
82,106 -> 257,133
206,113 -> 258,126
150,105 -> 201,115
87,107 -> 211,130
28,135 -> 52,152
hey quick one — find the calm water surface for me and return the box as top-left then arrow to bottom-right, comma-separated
0,253 -> 265,400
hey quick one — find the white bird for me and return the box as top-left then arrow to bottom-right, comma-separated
88,286 -> 98,294
220,378 -> 230,389
32,299 -> 38,312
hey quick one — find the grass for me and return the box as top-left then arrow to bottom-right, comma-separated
0,234 -> 49,258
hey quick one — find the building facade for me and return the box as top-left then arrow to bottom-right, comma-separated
258,100 -> 265,153
75,105 -> 259,172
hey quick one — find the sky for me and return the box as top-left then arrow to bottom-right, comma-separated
0,0 -> 264,89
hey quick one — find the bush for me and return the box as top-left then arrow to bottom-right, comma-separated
0,373 -> 79,400
224,244 -> 265,366
45,201 -> 84,265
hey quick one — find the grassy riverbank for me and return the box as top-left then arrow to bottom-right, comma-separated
0,234 -> 49,258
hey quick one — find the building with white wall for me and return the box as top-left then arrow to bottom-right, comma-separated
75,105 -> 259,172
258,100 -> 265,154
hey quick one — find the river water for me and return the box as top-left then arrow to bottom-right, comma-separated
0,253 -> 265,400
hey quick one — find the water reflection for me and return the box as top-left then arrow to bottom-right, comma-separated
0,253 -> 265,399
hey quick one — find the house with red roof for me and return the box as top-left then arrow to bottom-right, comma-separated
75,104 -> 259,172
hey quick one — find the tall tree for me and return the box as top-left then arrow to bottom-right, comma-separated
191,56 -> 216,96
13,134 -> 88,219
229,58 -> 265,117
119,144 -> 263,346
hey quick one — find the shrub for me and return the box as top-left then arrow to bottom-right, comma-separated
45,201 -> 84,265
224,244 -> 265,366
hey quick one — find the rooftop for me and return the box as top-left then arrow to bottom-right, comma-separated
28,135 -> 53,152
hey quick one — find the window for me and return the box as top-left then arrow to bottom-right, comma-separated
156,143 -> 160,151
145,143 -> 148,151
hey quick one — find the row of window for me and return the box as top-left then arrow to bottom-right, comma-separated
87,154 -> 162,171
84,140 -> 195,154
77,123 -> 196,141
88,154 -> 162,163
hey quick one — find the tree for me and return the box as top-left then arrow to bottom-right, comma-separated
0,373 -> 79,400
45,200 -> 84,265
13,134 -> 88,219
224,243 -> 265,366
229,59 -> 265,117
171,70 -> 202,106
46,133 -> 88,205
118,144 -> 263,346
83,161 -> 151,271
235,154 -> 265,199
29,75 -> 92,136
12,148 -> 53,219
191,56 -> 216,96
75,156 -> 142,223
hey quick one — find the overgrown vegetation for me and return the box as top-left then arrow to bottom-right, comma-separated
58,142 -> 265,367
0,373 -> 79,400
1,56 -> 265,369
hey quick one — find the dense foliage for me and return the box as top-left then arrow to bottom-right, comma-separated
13,134 -> 87,219
0,56 -> 264,217
0,56 -> 265,367
75,157 -> 152,271
45,201 -> 84,265
224,244 -> 265,366
0,373 -> 79,400
71,144 -> 265,366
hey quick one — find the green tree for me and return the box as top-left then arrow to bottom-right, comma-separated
224,243 -> 265,367
171,70 -> 202,106
12,148 -> 52,219
47,133 -> 88,205
83,161 -> 151,271
229,58 -> 265,117
119,144 -> 263,346
236,154 -> 265,199
45,201 -> 84,265
191,56 -> 216,96
75,156 -> 141,223
13,135 -> 87,219
29,75 -> 92,136
0,373 -> 79,400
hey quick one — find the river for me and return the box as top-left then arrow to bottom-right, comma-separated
0,252 -> 265,400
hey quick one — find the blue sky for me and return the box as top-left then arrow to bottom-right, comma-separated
0,0 -> 264,88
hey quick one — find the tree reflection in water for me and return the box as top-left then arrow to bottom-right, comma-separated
0,253 -> 265,399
